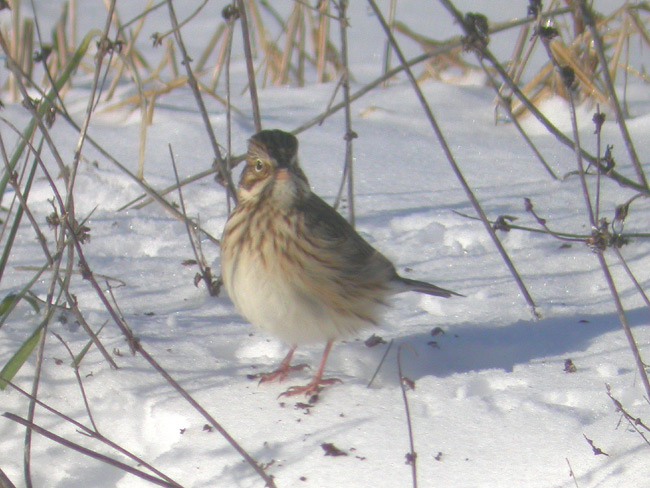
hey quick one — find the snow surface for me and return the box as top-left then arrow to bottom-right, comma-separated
2,1 -> 650,487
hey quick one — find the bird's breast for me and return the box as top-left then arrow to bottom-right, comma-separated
220,202 -> 388,343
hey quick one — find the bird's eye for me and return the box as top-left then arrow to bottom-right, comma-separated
254,159 -> 265,172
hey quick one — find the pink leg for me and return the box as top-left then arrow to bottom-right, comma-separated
280,340 -> 341,397
253,344 -> 309,384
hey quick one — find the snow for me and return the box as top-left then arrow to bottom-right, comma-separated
2,1 -> 650,487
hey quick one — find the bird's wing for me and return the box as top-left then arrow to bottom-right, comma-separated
297,193 -> 396,279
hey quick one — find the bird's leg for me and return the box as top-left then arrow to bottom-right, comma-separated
280,340 -> 342,397
253,344 -> 309,384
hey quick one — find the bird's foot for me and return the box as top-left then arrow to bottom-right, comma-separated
279,377 -> 342,398
252,363 -> 310,384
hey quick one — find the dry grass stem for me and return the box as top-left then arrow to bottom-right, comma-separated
372,0 -> 540,317
1,1 -> 649,485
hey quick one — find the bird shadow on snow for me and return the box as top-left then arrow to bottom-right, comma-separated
365,307 -> 650,382
154,303 -> 650,392
119,295 -> 650,398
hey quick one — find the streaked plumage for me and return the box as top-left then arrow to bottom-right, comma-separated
220,129 -> 460,397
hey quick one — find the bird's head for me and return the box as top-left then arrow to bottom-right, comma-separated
238,129 -> 310,206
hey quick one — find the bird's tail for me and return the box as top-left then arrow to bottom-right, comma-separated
396,276 -> 463,298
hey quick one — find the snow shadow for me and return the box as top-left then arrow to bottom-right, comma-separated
373,307 -> 650,381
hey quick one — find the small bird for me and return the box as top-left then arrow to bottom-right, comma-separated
220,129 -> 460,397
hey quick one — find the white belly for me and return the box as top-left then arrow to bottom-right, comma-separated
229,254 -> 323,343
224,248 -> 379,344
220,197 -> 388,344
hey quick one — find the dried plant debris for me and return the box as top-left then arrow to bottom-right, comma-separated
583,434 -> 609,456
564,359 -> 577,373
492,215 -> 518,232
398,3 -> 650,117
431,327 -> 445,337
405,452 -> 417,465
401,376 -> 416,391
294,401 -> 314,412
463,13 -> 490,51
321,442 -> 348,457
364,334 -> 387,347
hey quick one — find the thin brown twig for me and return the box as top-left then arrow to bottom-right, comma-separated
369,0 -> 539,317
8,18 -> 122,461
534,12 -> 650,400
523,199 -> 589,242
51,333 -> 98,431
479,58 -> 558,180
606,384 -> 650,443
0,135 -> 50,279
437,1 -> 649,197
456,209 -> 579,240
334,0 -> 355,226
0,467 -> 17,488
367,339 -> 394,388
456,207 -> 650,241
5,91 -> 89,487
120,1 -> 166,32
578,1 -> 647,189
562,50 -> 649,405
121,166 -> 225,211
223,5 -> 238,215
24,287 -> 65,488
0,114 -> 118,370
319,73 -> 344,129
50,106 -> 222,245
151,0 -> 210,45
165,0 -> 237,201
599,264 -> 650,397
612,246 -> 650,311
8,29 -> 89,473
566,458 -> 580,488
237,0 -> 262,132
0,32 -> 71,187
397,345 -> 418,488
382,0 -> 397,86
538,30 -> 596,227
27,0 -> 74,123
168,145 -> 218,295
3,413 -> 183,488
136,343 -> 278,487
62,232 -> 275,487
294,38 -> 471,135
68,0 -> 117,205
594,104 -> 603,223
5,380 -> 182,486
122,9 -> 594,211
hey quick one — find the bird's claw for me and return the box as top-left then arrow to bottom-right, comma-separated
253,363 -> 310,384
278,377 -> 342,398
